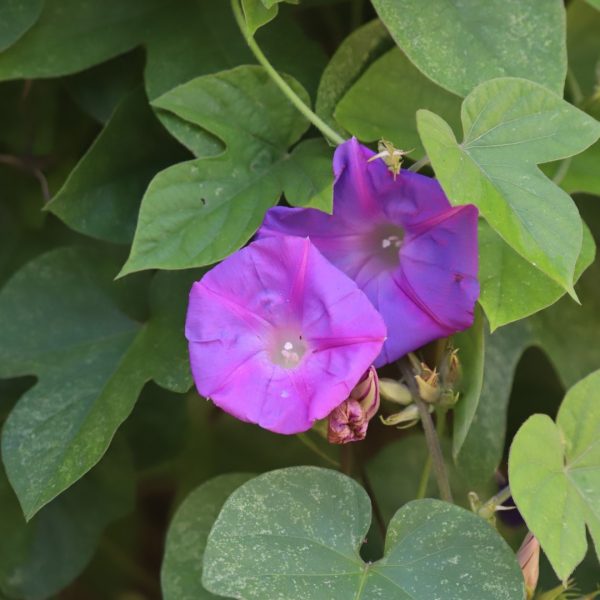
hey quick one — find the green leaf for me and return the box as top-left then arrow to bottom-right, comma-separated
161,473 -> 254,600
455,322 -> 532,486
479,220 -> 596,331
0,439 -> 134,599
120,66 -> 314,275
47,88 -> 188,244
202,467 -> 524,599
316,19 -> 392,134
509,369 -> 600,581
417,77 -> 600,293
64,50 -> 144,124
0,0 -> 168,80
367,435 -> 478,524
0,0 -> 42,52
559,142 -> 600,198
586,0 -> 600,9
458,252 -> 600,485
0,247 -> 194,518
336,48 -> 461,159
143,0 -> 326,157
452,305 -> 484,458
281,138 -> 333,212
145,0 -> 324,101
371,0 -> 566,96
568,0 -> 600,97
242,0 -> 278,35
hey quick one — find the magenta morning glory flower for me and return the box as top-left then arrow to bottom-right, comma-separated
185,235 -> 386,434
259,138 -> 479,366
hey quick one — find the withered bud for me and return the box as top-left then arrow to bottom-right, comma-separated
327,366 -> 379,444
379,378 -> 413,405
517,532 -> 540,600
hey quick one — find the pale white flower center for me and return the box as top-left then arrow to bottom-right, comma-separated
280,340 -> 302,366
381,234 -> 402,249
270,331 -> 307,369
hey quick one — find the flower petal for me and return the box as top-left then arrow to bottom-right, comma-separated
400,204 -> 479,332
185,236 -> 386,434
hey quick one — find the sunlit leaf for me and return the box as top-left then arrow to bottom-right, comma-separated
509,369 -> 600,581
418,77 -> 600,294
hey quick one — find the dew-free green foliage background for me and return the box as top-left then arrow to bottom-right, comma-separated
0,0 -> 599,598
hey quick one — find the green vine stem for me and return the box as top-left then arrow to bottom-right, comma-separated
478,485 -> 512,520
231,0 -> 346,146
416,407 -> 447,499
399,358 -> 453,503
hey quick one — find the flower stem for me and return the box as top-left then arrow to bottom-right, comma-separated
408,154 -> 430,173
230,0 -> 346,146
399,359 -> 453,503
479,485 -> 512,519
416,407 -> 447,499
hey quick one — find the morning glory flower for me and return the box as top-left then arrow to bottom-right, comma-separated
185,235 -> 386,434
259,138 -> 479,366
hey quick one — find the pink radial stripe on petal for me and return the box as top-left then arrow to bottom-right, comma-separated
258,138 -> 480,366
185,235 -> 386,434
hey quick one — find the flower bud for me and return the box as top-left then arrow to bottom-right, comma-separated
327,366 -> 379,444
380,403 -> 420,427
517,532 -> 540,600
415,364 -> 441,403
379,378 -> 413,405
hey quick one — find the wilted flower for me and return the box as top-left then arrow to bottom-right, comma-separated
327,366 -> 379,443
517,532 -> 540,600
259,138 -> 479,366
185,236 -> 386,434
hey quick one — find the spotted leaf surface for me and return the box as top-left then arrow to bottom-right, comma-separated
203,467 -> 524,599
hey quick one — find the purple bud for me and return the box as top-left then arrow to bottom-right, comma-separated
327,366 -> 379,444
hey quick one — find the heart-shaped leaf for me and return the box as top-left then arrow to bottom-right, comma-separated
0,247 -> 194,518
509,369 -> 600,581
120,66 -> 332,275
371,0 -> 566,96
162,473 -> 255,600
417,77 -> 600,294
202,467 -> 524,599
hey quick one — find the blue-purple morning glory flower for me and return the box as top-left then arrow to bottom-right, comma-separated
260,138 -> 479,366
185,235 -> 386,434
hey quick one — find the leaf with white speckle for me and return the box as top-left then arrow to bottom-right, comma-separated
202,467 -> 524,599
161,473 -> 255,600
371,0 -> 566,96
0,247 -> 195,519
